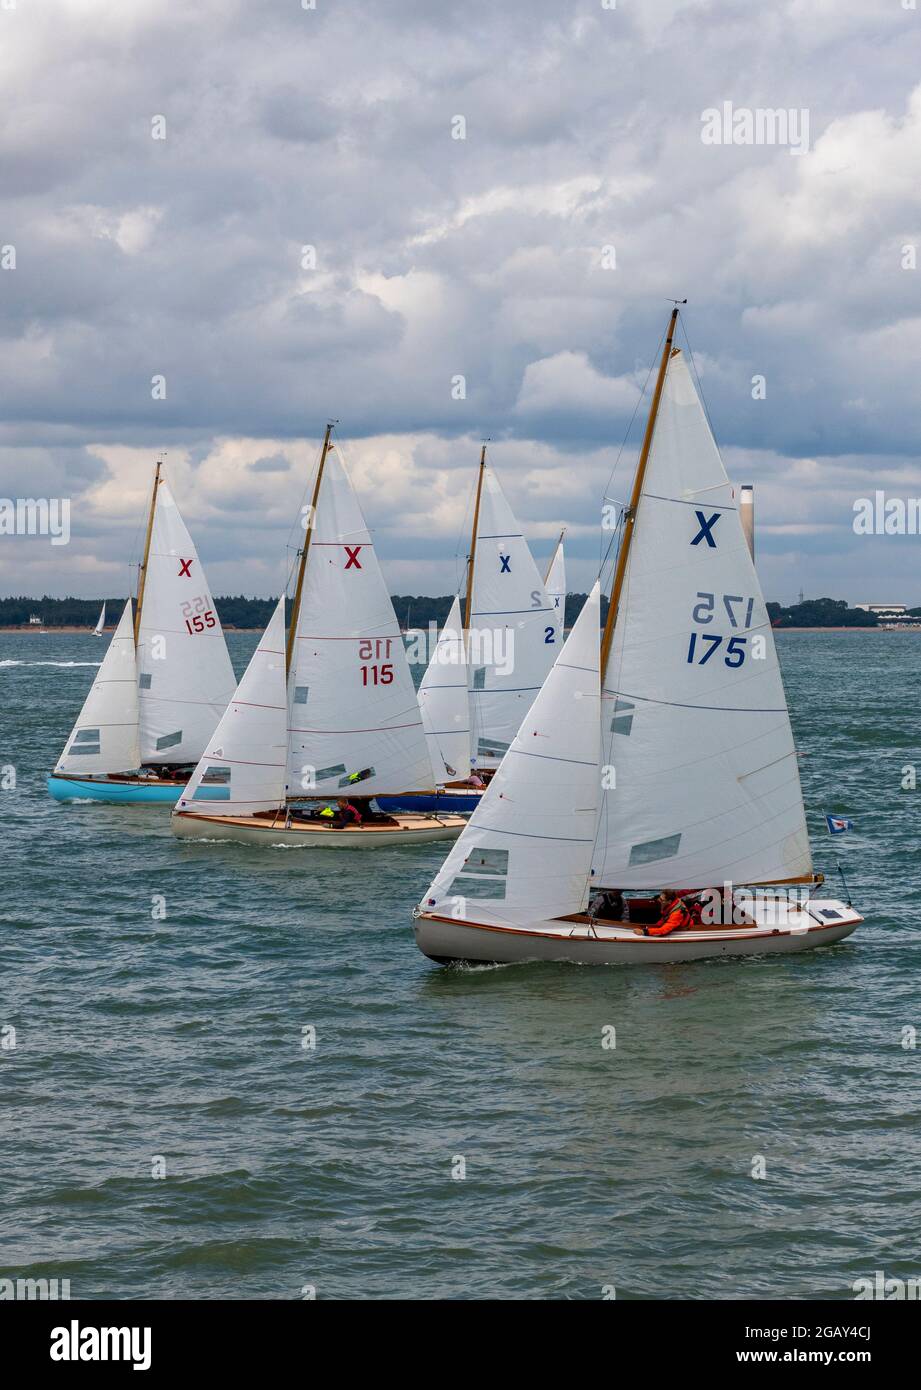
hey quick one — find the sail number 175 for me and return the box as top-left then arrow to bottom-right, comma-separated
687,592 -> 754,668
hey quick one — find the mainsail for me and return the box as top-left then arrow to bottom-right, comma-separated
286,446 -> 434,798
136,479 -> 236,764
544,534 -> 566,645
93,602 -> 106,636
422,583 -> 601,923
595,345 -> 812,889
466,462 -> 556,764
177,596 -> 287,816
54,600 -> 140,775
418,595 -> 470,781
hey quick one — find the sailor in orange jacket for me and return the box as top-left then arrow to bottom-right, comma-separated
639,890 -> 691,937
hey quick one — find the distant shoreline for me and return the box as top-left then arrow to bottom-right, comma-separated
0,625 -> 269,634
3,624 -> 918,635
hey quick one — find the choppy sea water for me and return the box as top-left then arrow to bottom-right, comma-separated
2,628 -> 920,1301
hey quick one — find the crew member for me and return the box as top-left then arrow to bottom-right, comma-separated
329,797 -> 362,829
590,889 -> 625,921
639,890 -> 691,937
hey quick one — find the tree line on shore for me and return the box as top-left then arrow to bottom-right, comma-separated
0,593 -> 894,629
0,593 -> 609,628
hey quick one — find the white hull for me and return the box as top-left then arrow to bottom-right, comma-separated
414,901 -> 862,966
172,809 -> 466,847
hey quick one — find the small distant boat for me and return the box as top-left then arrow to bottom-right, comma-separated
47,463 -> 236,803
544,529 -> 566,645
92,602 -> 106,636
415,309 -> 863,966
171,426 -> 466,847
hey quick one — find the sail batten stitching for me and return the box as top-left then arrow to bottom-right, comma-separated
509,749 -> 597,768
641,492 -> 737,511
603,689 -> 787,714
463,826 -> 595,844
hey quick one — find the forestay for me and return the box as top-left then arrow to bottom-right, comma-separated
418,595 -> 470,781
54,600 -> 140,775
286,448 -> 433,798
422,583 -> 601,924
467,464 -> 556,763
596,348 -> 812,889
136,480 -> 236,764
176,596 -> 287,816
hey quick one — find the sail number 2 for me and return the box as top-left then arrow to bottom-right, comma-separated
359,638 -> 394,685
687,592 -> 754,668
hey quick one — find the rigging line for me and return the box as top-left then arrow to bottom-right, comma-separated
453,452 -> 480,603
677,312 -> 726,472
283,430 -> 330,578
597,323 -> 666,578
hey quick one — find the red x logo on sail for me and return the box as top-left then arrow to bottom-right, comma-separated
344,546 -> 363,569
178,558 -> 193,577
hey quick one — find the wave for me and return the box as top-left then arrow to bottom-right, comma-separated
0,659 -> 102,668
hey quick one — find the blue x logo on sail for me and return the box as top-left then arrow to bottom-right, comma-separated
691,510 -> 721,547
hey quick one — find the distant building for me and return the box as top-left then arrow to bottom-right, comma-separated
28,614 -> 42,625
854,603 -> 907,614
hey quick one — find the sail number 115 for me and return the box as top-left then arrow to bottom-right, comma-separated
360,637 -> 393,685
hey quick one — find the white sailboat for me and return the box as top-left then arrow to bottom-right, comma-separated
93,602 -> 106,636
544,530 -> 566,645
48,462 -> 236,803
50,599 -> 141,775
378,594 -> 484,814
418,595 -> 471,782
465,445 -> 558,770
414,310 -> 862,964
171,426 -> 466,846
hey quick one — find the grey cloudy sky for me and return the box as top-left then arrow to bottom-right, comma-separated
1,0 -> 920,603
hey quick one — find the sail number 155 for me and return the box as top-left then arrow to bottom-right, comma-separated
182,595 -> 216,634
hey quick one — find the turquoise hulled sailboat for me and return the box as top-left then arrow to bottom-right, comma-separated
47,462 -> 236,804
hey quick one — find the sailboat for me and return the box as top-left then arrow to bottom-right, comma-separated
378,594 -> 482,814
170,427 -> 467,846
47,463 -> 237,803
380,447 -> 558,814
93,602 -> 106,636
465,445 -> 559,773
414,310 -> 863,964
544,530 -> 566,645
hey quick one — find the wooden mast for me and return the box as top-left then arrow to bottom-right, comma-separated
599,307 -> 679,678
286,422 -> 334,673
134,460 -> 162,646
544,527 -> 565,586
463,443 -> 487,633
